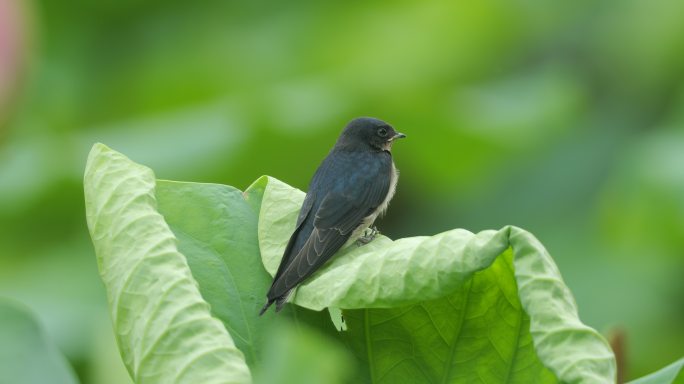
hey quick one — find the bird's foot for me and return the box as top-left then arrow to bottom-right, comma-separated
357,226 -> 379,246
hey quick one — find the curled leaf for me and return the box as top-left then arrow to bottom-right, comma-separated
84,144 -> 251,384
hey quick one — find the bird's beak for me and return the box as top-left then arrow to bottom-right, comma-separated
391,132 -> 407,141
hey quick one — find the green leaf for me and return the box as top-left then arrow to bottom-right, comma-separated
340,252 -> 557,383
0,299 -> 79,384
84,143 -> 251,384
257,177 -> 617,383
84,145 -> 617,384
154,179 -> 272,367
628,357 -> 684,384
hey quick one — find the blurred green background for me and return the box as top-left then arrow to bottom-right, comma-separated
1,0 -> 683,382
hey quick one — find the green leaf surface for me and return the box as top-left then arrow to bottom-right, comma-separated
257,177 -> 617,383
341,252 -> 557,383
628,357 -> 684,384
84,143 -> 251,384
0,299 -> 79,384
154,180 -> 271,367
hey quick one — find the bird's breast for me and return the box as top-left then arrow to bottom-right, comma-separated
375,161 -> 398,218
347,161 -> 398,245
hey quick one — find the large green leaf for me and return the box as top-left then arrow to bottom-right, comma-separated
85,144 -> 620,384
257,176 -> 617,383
0,299 -> 78,384
84,144 -> 251,384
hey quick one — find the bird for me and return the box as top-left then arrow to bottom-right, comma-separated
259,117 -> 406,315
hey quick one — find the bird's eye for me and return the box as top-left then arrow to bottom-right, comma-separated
377,127 -> 388,137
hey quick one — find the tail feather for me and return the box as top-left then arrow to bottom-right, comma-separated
258,289 -> 293,316
258,299 -> 275,316
275,295 -> 289,312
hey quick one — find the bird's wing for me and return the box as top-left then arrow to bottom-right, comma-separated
270,156 -> 334,283
269,158 -> 391,297
271,189 -> 315,281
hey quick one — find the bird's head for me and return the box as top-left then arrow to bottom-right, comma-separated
335,117 -> 406,152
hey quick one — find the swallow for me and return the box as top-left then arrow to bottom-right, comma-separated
259,117 -> 406,315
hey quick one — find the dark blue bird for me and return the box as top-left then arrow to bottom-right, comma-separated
259,117 -> 406,315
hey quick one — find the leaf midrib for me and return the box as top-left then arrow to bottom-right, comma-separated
365,309 -> 376,383
500,256 -> 524,383
440,279 -> 473,384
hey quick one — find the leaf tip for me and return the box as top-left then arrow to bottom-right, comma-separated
244,175 -> 270,196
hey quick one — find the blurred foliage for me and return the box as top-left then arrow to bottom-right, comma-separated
0,299 -> 78,384
629,358 -> 684,384
1,0 -> 683,382
253,323 -> 355,384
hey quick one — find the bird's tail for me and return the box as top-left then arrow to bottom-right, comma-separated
258,299 -> 275,316
258,290 -> 293,316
